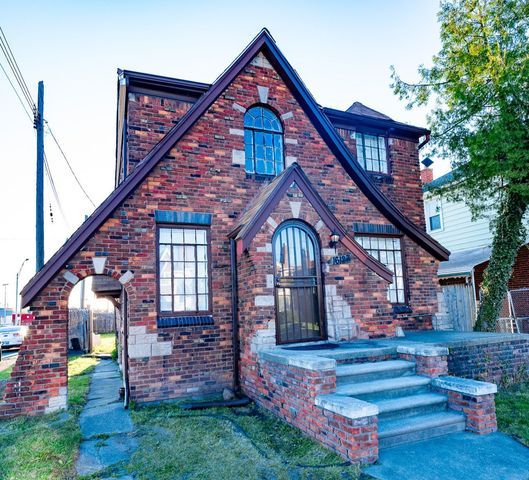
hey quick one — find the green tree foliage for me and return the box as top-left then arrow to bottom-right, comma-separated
391,0 -> 529,331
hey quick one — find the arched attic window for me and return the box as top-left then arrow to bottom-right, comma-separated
244,106 -> 284,176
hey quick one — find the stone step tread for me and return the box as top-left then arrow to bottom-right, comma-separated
335,375 -> 431,396
376,393 -> 448,414
378,411 -> 465,438
336,360 -> 415,377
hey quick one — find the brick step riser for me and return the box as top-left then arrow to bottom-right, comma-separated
378,401 -> 448,422
379,420 -> 466,449
354,384 -> 431,402
337,367 -> 416,385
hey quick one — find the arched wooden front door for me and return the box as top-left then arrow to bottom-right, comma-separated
272,221 -> 326,344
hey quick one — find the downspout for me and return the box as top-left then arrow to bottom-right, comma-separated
122,291 -> 130,408
230,238 -> 240,393
418,132 -> 431,151
471,267 -> 478,329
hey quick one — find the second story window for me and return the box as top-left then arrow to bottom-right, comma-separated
355,132 -> 388,174
244,106 -> 284,176
425,199 -> 442,232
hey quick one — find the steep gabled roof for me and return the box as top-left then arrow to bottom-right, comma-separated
347,101 -> 392,120
21,28 -> 448,307
230,163 -> 393,283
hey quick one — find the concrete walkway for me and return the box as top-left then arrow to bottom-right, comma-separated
76,359 -> 137,477
365,431 -> 529,480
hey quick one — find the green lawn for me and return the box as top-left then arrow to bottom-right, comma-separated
496,381 -> 529,447
128,402 -> 362,480
92,332 -> 117,357
0,354 -> 98,480
0,365 -> 13,381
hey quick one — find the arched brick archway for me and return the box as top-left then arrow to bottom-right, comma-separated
0,266 -> 135,418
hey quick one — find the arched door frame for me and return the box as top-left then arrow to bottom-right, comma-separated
272,219 -> 327,344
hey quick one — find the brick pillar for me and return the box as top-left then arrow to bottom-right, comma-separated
432,377 -> 498,435
398,345 -> 449,378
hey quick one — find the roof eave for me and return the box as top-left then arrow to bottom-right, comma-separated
323,107 -> 430,138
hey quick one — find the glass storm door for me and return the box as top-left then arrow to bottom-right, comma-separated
273,221 -> 325,344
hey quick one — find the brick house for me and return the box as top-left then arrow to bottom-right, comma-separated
4,30 -> 506,463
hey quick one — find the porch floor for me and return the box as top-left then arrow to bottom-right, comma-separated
379,330 -> 529,348
276,331 -> 529,357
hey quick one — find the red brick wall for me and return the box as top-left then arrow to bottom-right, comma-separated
248,358 -> 378,463
124,93 -> 194,180
474,244 -> 529,299
2,49 -> 442,415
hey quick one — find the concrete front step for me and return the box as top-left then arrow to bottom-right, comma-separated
335,375 -> 431,401
379,411 -> 466,448
336,359 -> 415,384
376,392 -> 448,421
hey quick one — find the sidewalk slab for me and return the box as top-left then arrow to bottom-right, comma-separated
365,432 -> 529,480
76,359 -> 136,477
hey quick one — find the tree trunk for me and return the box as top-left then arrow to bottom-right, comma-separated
475,190 -> 528,332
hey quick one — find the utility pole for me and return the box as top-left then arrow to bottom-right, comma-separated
15,258 -> 29,324
1,283 -> 8,325
35,81 -> 44,272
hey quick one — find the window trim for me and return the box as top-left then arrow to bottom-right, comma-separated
354,131 -> 391,176
355,233 -> 409,305
425,198 -> 443,233
244,104 -> 285,177
156,224 -> 213,317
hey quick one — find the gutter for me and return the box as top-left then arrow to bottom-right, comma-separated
230,239 -> 240,393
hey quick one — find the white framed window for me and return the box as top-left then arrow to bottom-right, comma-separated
425,199 -> 443,232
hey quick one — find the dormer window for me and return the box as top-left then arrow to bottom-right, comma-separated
355,132 -> 388,174
244,106 -> 284,176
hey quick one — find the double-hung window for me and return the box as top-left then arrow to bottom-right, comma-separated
158,227 -> 210,314
425,199 -> 442,232
356,236 -> 406,304
355,132 -> 388,174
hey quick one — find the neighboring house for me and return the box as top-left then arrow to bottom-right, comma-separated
422,168 -> 529,331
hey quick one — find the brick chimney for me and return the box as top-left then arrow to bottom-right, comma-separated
420,168 -> 434,185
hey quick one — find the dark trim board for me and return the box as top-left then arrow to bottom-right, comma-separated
21,28 -> 448,307
230,163 -> 394,284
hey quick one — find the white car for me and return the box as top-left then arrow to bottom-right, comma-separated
0,326 -> 28,349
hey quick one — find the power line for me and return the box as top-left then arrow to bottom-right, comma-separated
0,59 -> 33,122
43,152 -> 69,227
0,25 -> 96,214
0,26 -> 35,110
44,122 -> 96,208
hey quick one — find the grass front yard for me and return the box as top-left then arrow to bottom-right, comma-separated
496,381 -> 529,447
0,354 -> 98,480
127,402 -> 362,480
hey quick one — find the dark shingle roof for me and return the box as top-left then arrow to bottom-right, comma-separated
346,102 -> 392,120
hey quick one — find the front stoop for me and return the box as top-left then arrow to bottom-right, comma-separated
256,342 -> 498,464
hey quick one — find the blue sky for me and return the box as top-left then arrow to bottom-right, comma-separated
0,0 -> 443,308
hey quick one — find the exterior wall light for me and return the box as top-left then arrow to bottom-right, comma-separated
329,232 -> 340,248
